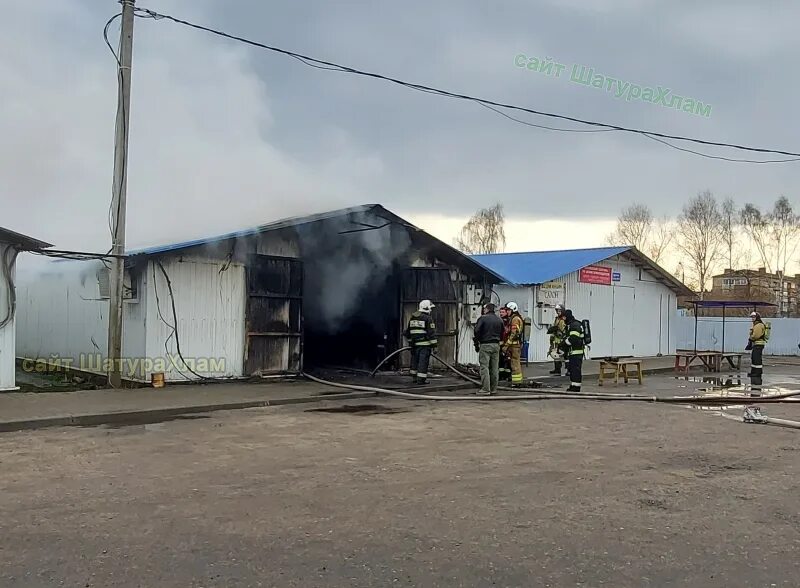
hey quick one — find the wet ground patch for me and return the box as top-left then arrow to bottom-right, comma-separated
80,414 -> 212,429
661,450 -> 762,478
306,404 -> 410,415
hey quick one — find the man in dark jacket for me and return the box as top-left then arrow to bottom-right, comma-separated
473,303 -> 504,395
560,309 -> 585,392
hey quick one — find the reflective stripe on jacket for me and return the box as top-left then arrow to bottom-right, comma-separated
506,314 -> 524,347
566,319 -> 585,355
405,311 -> 437,346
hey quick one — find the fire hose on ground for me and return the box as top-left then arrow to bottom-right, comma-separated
310,346 -> 800,405
304,371 -> 800,405
305,347 -> 800,431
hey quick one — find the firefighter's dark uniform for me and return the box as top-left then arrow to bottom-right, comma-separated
748,319 -> 766,384
404,311 -> 437,384
562,312 -> 585,392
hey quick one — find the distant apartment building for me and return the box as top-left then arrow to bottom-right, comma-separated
706,268 -> 798,317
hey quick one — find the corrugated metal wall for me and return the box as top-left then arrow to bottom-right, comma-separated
145,256 -> 246,381
0,244 -> 16,390
15,260 -> 146,376
458,256 -> 678,364
677,316 -> 799,355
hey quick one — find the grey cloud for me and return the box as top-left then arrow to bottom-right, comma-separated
1,0 -> 798,258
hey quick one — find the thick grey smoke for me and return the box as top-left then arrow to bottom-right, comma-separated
298,214 -> 412,333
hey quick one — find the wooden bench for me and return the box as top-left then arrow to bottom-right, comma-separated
599,359 -> 643,386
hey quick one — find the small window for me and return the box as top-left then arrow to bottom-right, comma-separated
722,277 -> 746,289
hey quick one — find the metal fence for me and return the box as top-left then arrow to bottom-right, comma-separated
676,316 -> 800,356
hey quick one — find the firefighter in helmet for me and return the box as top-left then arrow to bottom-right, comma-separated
746,311 -> 767,384
498,304 -> 512,381
404,299 -> 438,385
502,301 -> 525,385
547,304 -> 567,375
560,309 -> 585,392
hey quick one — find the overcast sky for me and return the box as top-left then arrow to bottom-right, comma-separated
2,0 -> 798,263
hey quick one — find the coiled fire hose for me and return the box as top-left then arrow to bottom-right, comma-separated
309,347 -> 800,405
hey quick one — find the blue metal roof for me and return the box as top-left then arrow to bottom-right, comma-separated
472,246 -> 631,285
122,203 -> 505,282
128,204 -> 378,257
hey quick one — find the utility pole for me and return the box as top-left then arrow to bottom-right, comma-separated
107,0 -> 135,388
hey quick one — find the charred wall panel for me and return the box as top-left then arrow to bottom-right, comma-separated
245,255 -> 303,374
400,268 -> 459,367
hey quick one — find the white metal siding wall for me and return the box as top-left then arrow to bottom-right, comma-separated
457,284 -> 538,365
15,260 -> 145,375
0,244 -> 16,390
677,316 -> 799,355
458,257 -> 679,364
145,257 -> 246,381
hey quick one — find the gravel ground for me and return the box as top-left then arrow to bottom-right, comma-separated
1,384 -> 799,587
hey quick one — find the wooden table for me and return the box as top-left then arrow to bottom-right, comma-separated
599,360 -> 643,386
674,351 -> 726,373
720,353 -> 744,370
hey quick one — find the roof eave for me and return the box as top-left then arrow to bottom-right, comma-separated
624,248 -> 694,297
0,227 -> 52,250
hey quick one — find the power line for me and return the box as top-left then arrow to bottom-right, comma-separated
103,13 -> 122,66
478,103 -> 615,134
27,249 -> 127,261
133,6 -> 800,161
642,134 -> 800,164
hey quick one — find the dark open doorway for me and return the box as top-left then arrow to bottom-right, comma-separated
302,265 -> 402,371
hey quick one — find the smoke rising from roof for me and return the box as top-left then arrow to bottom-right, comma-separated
298,216 -> 412,334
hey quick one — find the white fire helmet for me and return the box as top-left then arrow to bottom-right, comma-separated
419,299 -> 435,313
555,304 -> 564,312
750,311 -> 760,320
506,301 -> 519,313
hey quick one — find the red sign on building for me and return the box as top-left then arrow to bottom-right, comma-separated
578,265 -> 613,285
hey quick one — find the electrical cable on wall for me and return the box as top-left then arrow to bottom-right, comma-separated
102,10 -> 131,254
154,260 -> 232,382
0,246 -> 20,330
131,6 -> 800,163
151,263 -> 192,381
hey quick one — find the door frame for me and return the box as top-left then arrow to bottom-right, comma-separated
244,253 -> 304,375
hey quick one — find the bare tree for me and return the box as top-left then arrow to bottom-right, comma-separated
454,203 -> 506,254
607,204 -> 672,263
772,196 -> 800,272
720,198 -> 740,269
675,190 -> 724,298
606,204 -> 651,251
646,216 -> 674,265
740,203 -> 772,271
740,197 -> 800,315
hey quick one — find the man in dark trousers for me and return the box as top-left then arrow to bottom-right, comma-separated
404,299 -> 438,385
561,309 -> 585,392
498,305 -> 512,382
747,311 -> 767,385
473,303 -> 504,395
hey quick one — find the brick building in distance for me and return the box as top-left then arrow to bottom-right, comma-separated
704,268 -> 799,317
